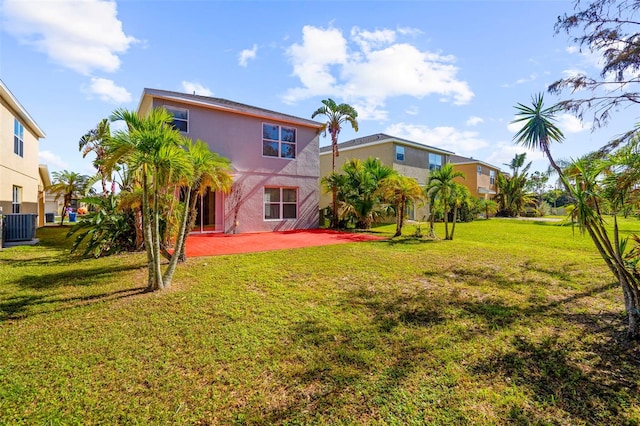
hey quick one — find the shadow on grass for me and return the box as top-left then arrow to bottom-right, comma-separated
13,263 -> 145,290
377,236 -> 439,247
239,275 -> 635,424
250,288 -> 454,423
0,285 -> 148,321
472,334 -> 639,424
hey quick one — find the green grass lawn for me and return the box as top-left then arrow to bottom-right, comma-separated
1,219 -> 639,424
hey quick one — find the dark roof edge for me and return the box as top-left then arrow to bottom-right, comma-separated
139,88 -> 323,128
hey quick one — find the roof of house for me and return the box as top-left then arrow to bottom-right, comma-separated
319,133 -> 454,155
449,154 -> 501,171
0,79 -> 46,139
139,88 -> 323,129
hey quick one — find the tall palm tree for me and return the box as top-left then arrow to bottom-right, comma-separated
312,99 -> 358,228
377,174 -> 423,237
512,95 -> 640,339
79,118 -> 111,196
47,170 -> 93,225
425,163 -> 465,240
511,93 -> 565,176
107,107 -> 192,291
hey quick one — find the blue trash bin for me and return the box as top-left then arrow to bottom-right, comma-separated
68,212 -> 77,223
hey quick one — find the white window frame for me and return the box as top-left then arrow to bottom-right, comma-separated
14,119 -> 24,157
395,145 -> 405,162
12,186 -> 21,214
165,106 -> 189,133
264,187 -> 298,220
262,123 -> 297,159
490,170 -> 496,185
477,165 -> 482,175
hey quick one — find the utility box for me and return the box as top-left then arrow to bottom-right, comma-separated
4,214 -> 38,242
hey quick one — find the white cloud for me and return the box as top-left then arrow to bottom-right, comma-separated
350,27 -> 396,53
502,73 -> 538,88
39,150 -> 67,170
397,26 -> 423,37
466,116 -> 484,126
82,77 -> 131,103
238,44 -> 258,67
283,25 -> 473,116
284,25 -> 348,101
404,106 -> 419,116
384,122 -> 488,155
556,113 -> 590,133
2,0 -> 137,75
181,81 -> 213,96
486,142 -> 545,169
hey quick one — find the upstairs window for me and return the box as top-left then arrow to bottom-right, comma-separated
428,153 -> 442,171
12,186 -> 21,213
395,145 -> 405,162
264,187 -> 297,220
490,170 -> 496,185
263,124 -> 296,159
165,106 -> 188,133
14,119 -> 24,157
477,165 -> 482,175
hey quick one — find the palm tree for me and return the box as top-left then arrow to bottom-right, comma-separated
511,93 -> 565,176
512,95 -> 640,339
312,99 -> 358,228
448,182 -> 472,240
495,153 -> 533,217
425,163 -> 464,240
479,198 -> 498,219
47,170 -> 93,225
79,118 -> 111,195
174,139 -> 233,263
333,157 -> 395,229
107,107 -> 193,291
377,174 -> 423,237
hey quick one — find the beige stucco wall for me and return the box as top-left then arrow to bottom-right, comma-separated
319,142 -> 394,210
452,162 -> 498,199
0,96 -> 40,215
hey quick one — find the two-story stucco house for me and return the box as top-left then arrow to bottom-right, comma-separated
138,88 -> 323,234
449,154 -> 500,200
319,133 -> 453,221
0,80 -> 46,219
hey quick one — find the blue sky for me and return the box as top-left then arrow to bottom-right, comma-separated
1,0 -> 635,178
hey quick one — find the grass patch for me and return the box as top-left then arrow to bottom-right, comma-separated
1,219 -> 639,424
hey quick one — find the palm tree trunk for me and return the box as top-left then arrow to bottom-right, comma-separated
151,168 -> 164,289
163,187 -> 192,286
443,207 -> 450,240
394,200 -> 403,237
177,188 -> 199,263
141,167 -> 156,290
450,206 -> 458,240
331,136 -> 338,229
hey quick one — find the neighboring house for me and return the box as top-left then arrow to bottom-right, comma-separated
319,133 -> 453,221
0,79 -> 46,218
138,88 -> 324,233
449,154 -> 500,199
